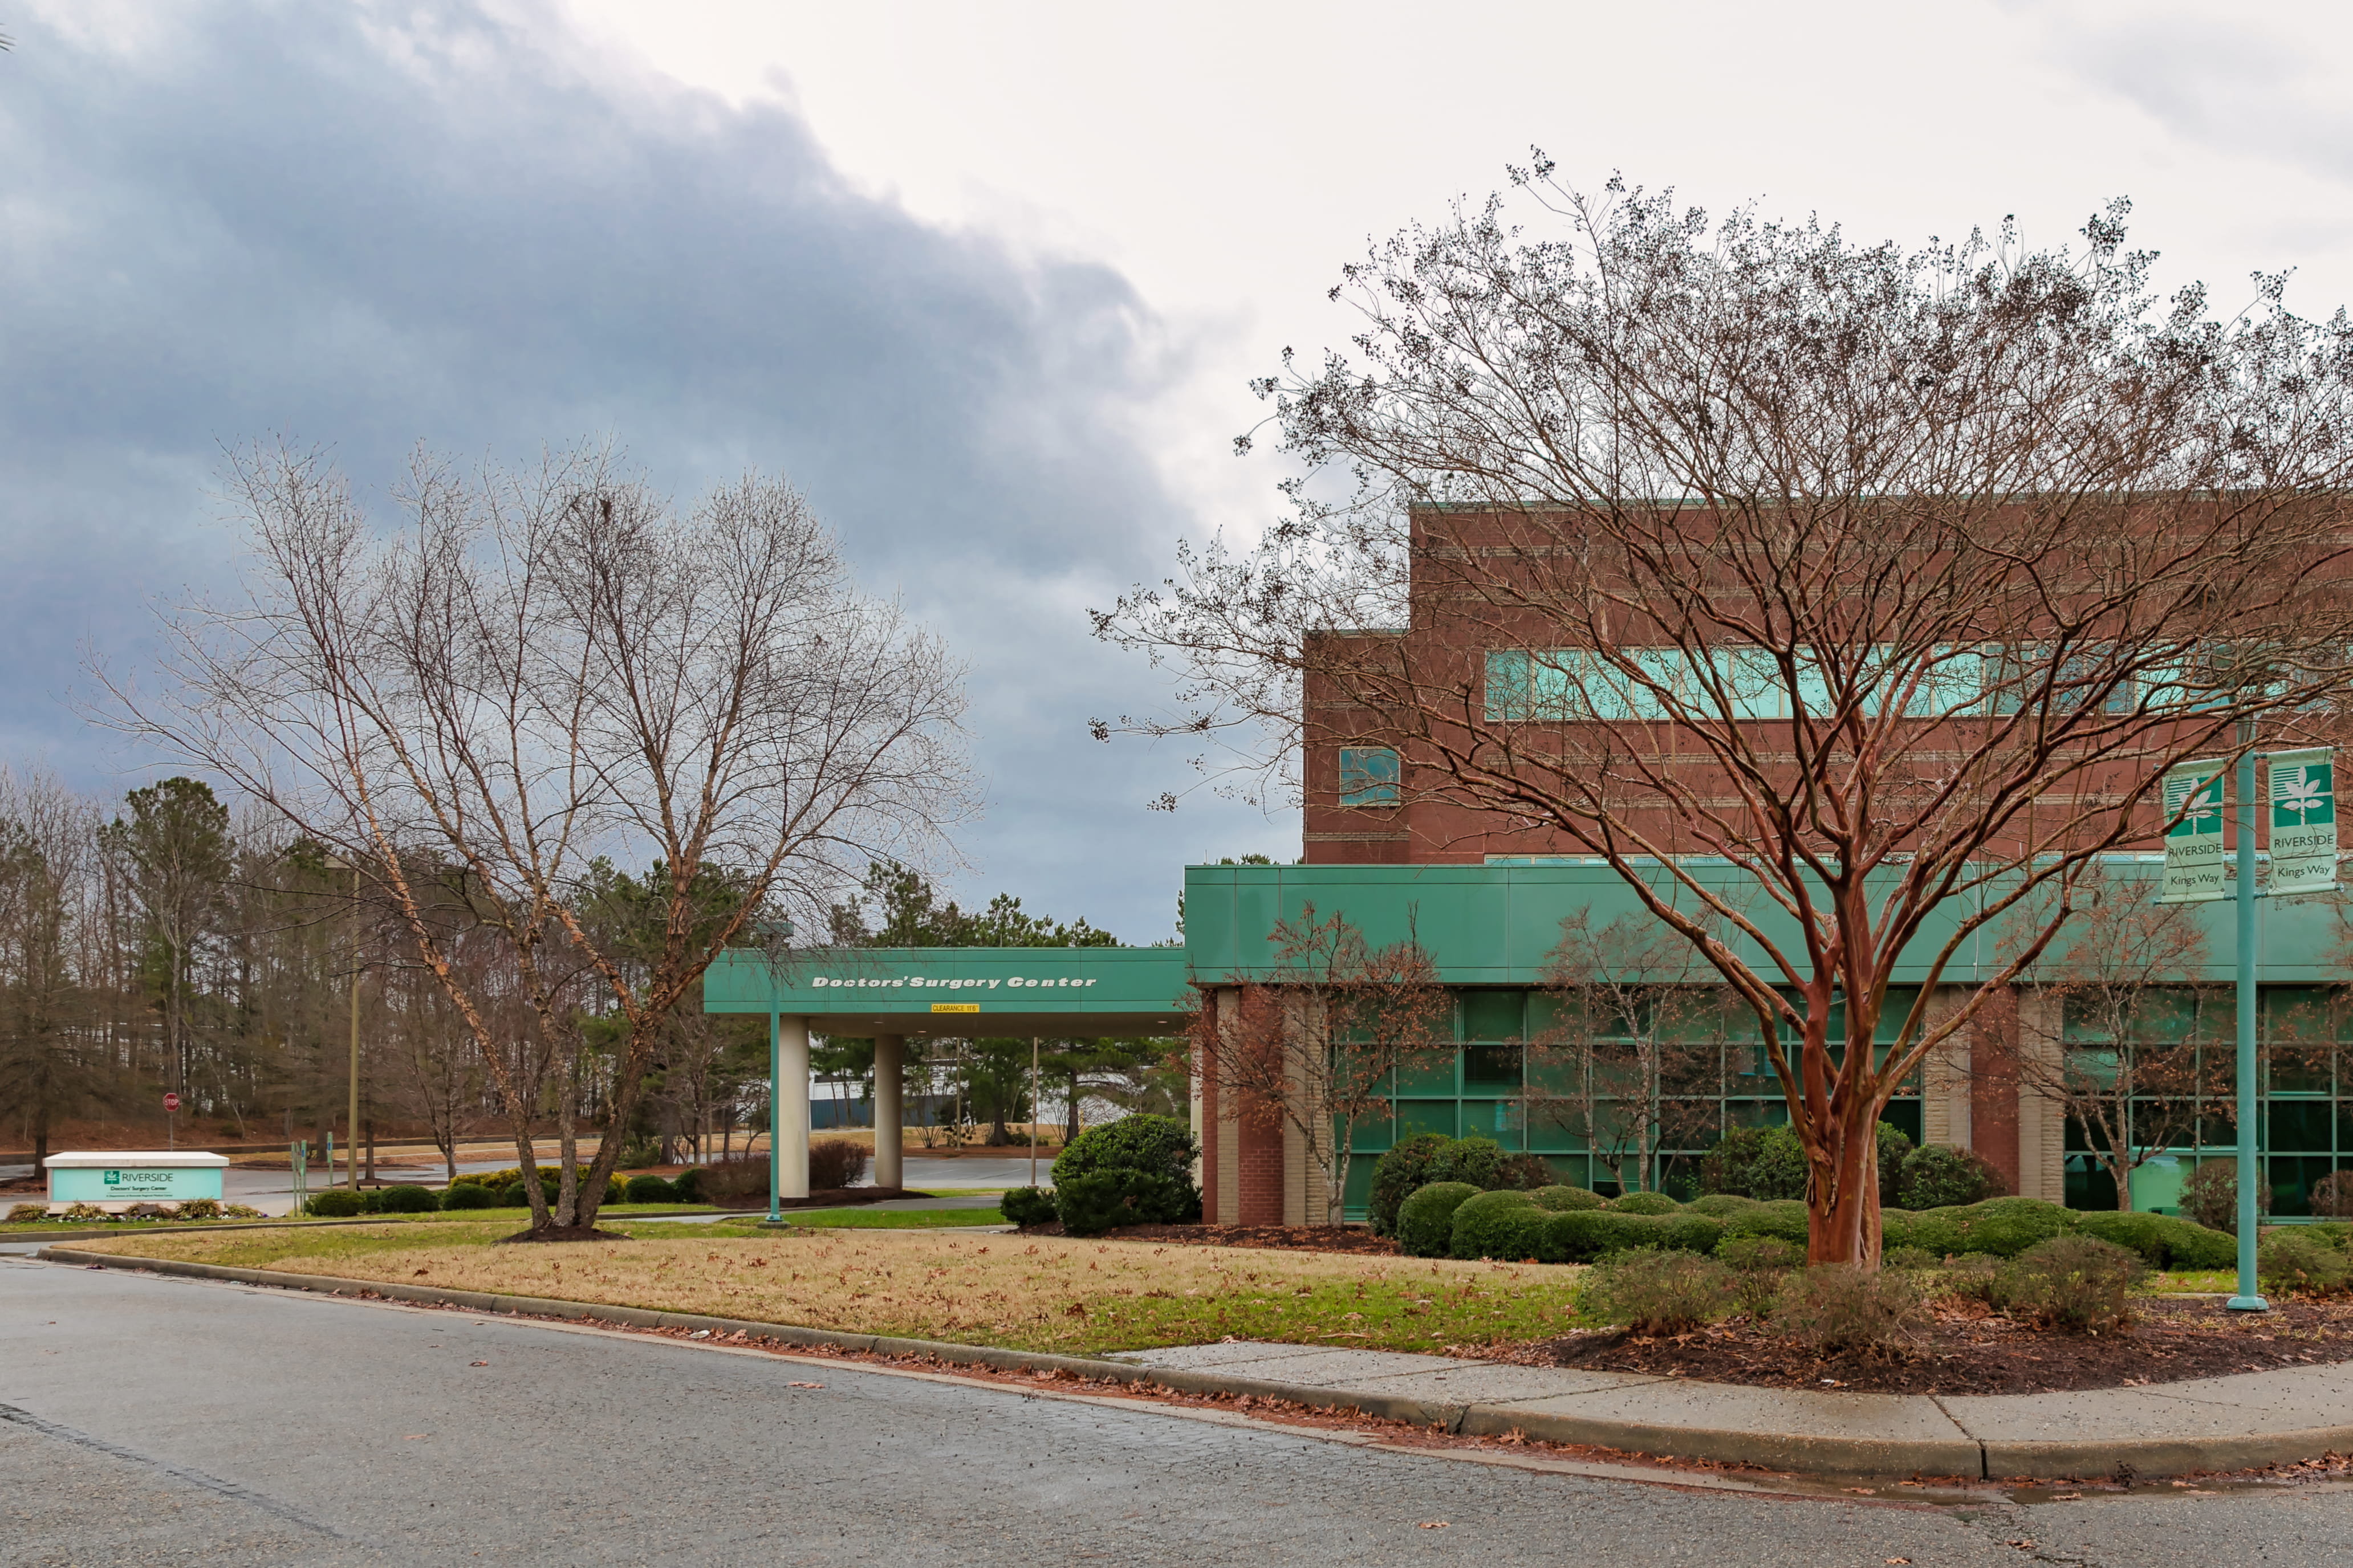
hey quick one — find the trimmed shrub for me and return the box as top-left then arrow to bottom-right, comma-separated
697,1156 -> 771,1206
440,1182 -> 495,1210
669,1166 -> 705,1203
1367,1133 -> 1450,1236
2311,1171 -> 2353,1220
1896,1143 -> 2007,1210
1426,1135 -> 1509,1190
1774,1264 -> 1924,1353
1879,1208 -> 1966,1259
1057,1169 -> 1192,1236
497,1182 -> 532,1208
1398,1182 -> 1481,1258
1881,1246 -> 1940,1271
1659,1212 -> 1727,1255
1579,1251 -> 1736,1335
1685,1193 -> 1761,1219
2183,1161 -> 2271,1235
2075,1209 -> 2235,1271
374,1184 -> 438,1214
1054,1114 -> 1198,1186
1450,1188 -> 1547,1260
1719,1198 -> 1811,1248
304,1188 -> 364,1217
172,1198 -> 223,1220
999,1186 -> 1058,1227
1931,1196 -> 2078,1258
2259,1229 -> 2353,1297
1608,1191 -> 1681,1215
624,1174 -> 677,1204
1530,1184 -> 1606,1212
1993,1236 -> 2144,1333
808,1139 -> 869,1191
2305,1221 -> 2353,1252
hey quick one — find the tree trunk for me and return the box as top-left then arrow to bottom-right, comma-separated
1807,1100 -> 1884,1267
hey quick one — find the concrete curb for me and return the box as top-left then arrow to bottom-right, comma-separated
40,1247 -> 2353,1481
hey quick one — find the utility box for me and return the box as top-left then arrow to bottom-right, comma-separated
44,1151 -> 229,1214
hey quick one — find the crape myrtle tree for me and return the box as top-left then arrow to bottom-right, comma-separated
109,441 -> 970,1239
1098,168 -> 2353,1265
1189,903 -> 1453,1225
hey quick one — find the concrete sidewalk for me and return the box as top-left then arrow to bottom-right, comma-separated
1111,1341 -> 2353,1481
41,1247 -> 2353,1482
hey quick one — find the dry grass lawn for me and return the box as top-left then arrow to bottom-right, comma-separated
70,1223 -> 1584,1355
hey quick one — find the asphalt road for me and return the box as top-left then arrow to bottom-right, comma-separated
7,1260 -> 2353,1567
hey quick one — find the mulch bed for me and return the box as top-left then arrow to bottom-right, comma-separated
1014,1220 -> 1403,1255
1494,1296 -> 2353,1396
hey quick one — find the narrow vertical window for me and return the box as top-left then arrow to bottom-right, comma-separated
1337,746 -> 1401,806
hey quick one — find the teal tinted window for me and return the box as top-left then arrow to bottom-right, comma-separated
1337,746 -> 1400,806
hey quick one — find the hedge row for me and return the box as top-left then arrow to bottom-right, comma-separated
302,1167 -> 705,1217
1405,1183 -> 2238,1271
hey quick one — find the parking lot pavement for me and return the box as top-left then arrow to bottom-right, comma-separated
13,1256 -> 2353,1566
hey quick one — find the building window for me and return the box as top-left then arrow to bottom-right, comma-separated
1337,746 -> 1400,807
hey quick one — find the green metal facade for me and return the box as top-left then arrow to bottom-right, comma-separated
704,860 -> 2353,1219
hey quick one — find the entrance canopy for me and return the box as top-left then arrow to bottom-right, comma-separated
701,944 -> 1194,1036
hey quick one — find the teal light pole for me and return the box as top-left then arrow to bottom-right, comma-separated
2229,735 -> 2269,1313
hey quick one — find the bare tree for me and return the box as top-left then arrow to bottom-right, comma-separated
2011,871 -> 2218,1211
106,441 -> 970,1237
1100,174 -> 2353,1264
1536,910 -> 1725,1194
0,769 -> 100,1169
1190,903 -> 1453,1225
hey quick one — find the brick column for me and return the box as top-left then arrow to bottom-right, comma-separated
1970,987 -> 2022,1196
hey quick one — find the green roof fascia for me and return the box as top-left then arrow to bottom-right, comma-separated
1178,860 -> 2348,988
702,944 -> 1194,1031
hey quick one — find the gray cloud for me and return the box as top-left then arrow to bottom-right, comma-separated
0,1 -> 1294,942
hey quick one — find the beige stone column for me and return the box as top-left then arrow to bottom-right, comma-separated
872,1034 -> 904,1191
2011,989 -> 2066,1202
777,1013 -> 811,1200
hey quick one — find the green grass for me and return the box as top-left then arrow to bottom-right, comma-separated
701,1206 -> 1007,1232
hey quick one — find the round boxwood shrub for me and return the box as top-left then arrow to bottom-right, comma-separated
440,1182 -> 495,1210
497,1181 -> 532,1208
1896,1143 -> 2007,1209
1685,1192 -> 1761,1218
999,1186 -> 1058,1227
1367,1133 -> 1450,1237
1718,1198 -> 1811,1248
1054,1114 -> 1198,1186
1940,1196 -> 2078,1257
1426,1136 -> 1508,1190
2075,1208 -> 2234,1270
624,1174 -> 676,1204
1057,1169 -> 1192,1236
373,1184 -> 438,1214
1397,1182 -> 1480,1258
1530,1184 -> 1606,1212
1449,1188 -> 1547,1260
1608,1191 -> 1681,1215
669,1166 -> 705,1203
304,1188 -> 364,1217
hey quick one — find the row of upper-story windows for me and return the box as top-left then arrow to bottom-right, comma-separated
1481,647 -> 2224,724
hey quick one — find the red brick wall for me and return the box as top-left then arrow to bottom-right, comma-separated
1236,1112 -> 1285,1226
1200,1065 -> 1220,1222
1971,992 -> 2023,1196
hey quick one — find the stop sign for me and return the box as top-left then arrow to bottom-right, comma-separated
162,1092 -> 180,1113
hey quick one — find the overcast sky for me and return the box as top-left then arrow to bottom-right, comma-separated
9,0 -> 2353,942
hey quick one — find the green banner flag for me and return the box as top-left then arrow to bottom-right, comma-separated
2158,759 -> 2226,903
2267,746 -> 2338,898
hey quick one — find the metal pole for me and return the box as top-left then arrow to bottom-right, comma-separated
348,864 -> 361,1191
1030,1036 -> 1040,1188
2230,736 -> 2270,1312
